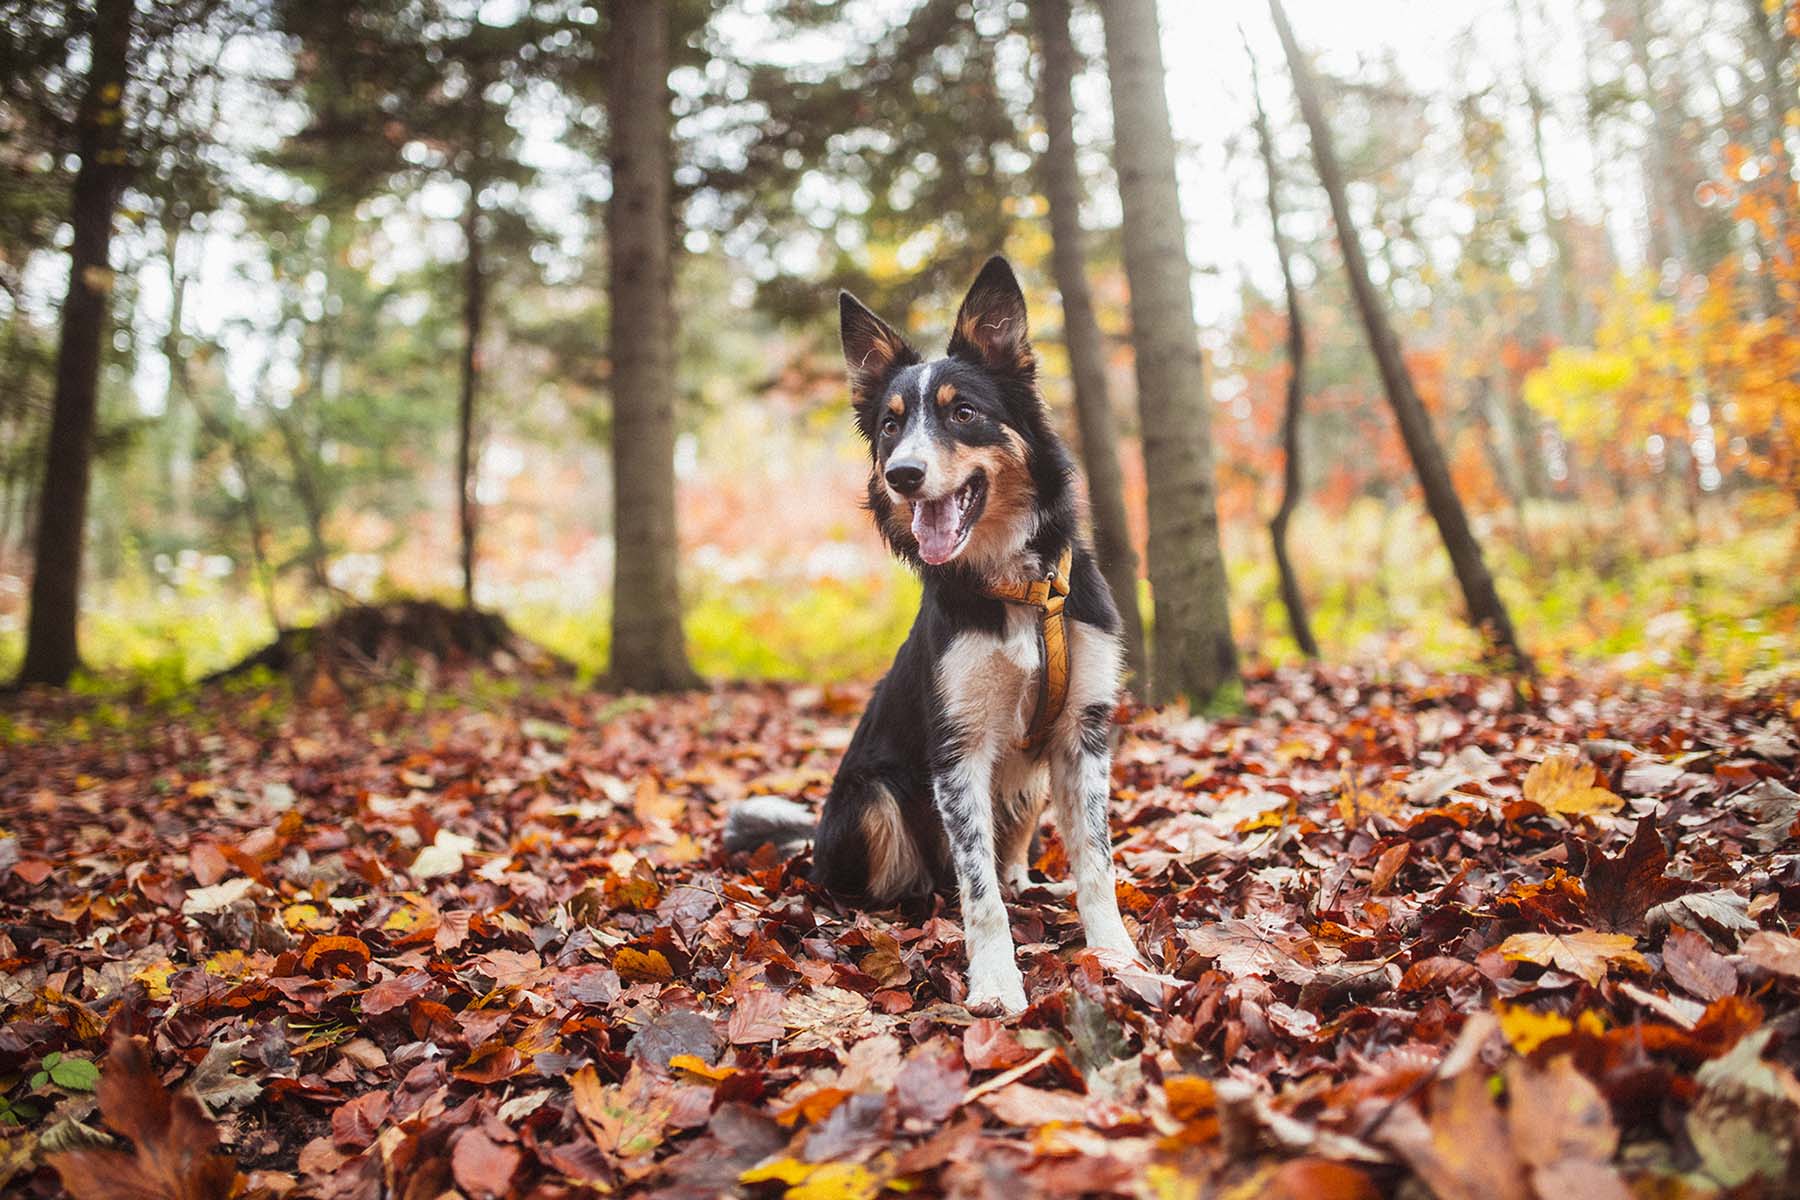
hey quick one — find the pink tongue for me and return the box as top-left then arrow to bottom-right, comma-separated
911,497 -> 961,564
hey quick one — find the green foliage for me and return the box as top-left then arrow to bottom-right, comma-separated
29,1053 -> 98,1093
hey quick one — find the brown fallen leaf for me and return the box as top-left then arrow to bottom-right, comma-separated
1663,926 -> 1737,1001
1739,929 -> 1800,979
1578,820 -> 1689,932
449,1127 -> 520,1199
48,1033 -> 238,1200
1382,1068 -> 1531,1200
1504,1054 -> 1617,1168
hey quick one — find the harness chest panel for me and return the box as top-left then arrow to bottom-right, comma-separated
981,546 -> 1073,755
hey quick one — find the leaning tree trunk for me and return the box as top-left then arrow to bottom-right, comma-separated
457,181 -> 484,611
18,0 -> 132,687
1270,0 -> 1531,671
1245,39 -> 1319,659
1032,0 -> 1148,697
1099,0 -> 1240,708
605,0 -> 698,691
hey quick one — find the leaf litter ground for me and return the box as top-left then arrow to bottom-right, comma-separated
2,666 -> 1798,1198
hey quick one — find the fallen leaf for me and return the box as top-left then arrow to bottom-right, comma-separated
1499,931 -> 1648,986
450,1127 -> 520,1198
1523,752 -> 1624,818
47,1033 -> 237,1200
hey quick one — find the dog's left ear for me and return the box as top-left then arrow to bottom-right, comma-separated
947,255 -> 1035,375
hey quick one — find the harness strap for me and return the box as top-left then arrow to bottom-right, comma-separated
981,546 -> 1073,755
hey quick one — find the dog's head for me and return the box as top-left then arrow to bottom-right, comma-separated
840,256 -> 1065,575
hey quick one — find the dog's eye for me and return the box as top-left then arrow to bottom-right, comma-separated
880,416 -> 899,437
951,403 -> 976,424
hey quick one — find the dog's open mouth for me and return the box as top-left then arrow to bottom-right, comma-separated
911,471 -> 987,565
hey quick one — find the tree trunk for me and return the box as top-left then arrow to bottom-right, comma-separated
1270,0 -> 1532,671
1624,0 -> 1694,271
458,182 -> 484,611
18,0 -> 131,687
605,0 -> 697,691
1031,0 -> 1148,697
1511,0 -> 1581,337
1245,40 -> 1319,660
165,231 -> 284,637
1098,0 -> 1239,707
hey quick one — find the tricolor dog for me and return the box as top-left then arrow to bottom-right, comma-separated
724,256 -> 1138,1013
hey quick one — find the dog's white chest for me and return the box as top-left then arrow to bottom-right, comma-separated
937,617 -> 1042,748
999,604 -> 1041,674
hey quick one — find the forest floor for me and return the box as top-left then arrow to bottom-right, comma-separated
2,665 -> 1798,1199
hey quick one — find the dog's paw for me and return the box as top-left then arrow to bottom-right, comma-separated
1084,921 -> 1144,968
964,958 -> 1029,1015
1002,865 -> 1075,899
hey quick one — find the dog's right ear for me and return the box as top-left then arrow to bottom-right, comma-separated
839,291 -> 918,402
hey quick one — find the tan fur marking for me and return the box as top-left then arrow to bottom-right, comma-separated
937,383 -> 957,406
887,394 -> 905,416
861,784 -> 926,902
959,428 -> 1036,573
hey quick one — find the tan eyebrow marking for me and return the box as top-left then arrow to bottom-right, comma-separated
936,383 -> 957,406
887,394 -> 904,416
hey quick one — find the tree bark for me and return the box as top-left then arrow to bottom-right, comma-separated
1245,40 -> 1319,659
1031,0 -> 1148,697
1270,0 -> 1532,671
605,0 -> 698,691
458,181 -> 484,611
19,0 -> 132,686
1098,0 -> 1239,707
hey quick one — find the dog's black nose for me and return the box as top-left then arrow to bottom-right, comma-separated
885,461 -> 926,495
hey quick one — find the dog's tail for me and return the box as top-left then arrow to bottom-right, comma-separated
722,795 -> 816,856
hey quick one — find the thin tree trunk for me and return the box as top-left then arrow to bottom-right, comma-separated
164,244 -> 283,637
458,181 -> 484,611
1245,39 -> 1319,659
1032,0 -> 1148,696
272,407 -> 335,597
606,0 -> 697,691
1512,0 -> 1581,336
1270,0 -> 1532,671
1624,0 -> 1694,271
1099,0 -> 1239,707
19,0 -> 131,686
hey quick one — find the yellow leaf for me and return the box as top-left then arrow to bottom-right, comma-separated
132,961 -> 176,1001
1494,1003 -> 1602,1053
613,947 -> 673,983
740,1158 -> 884,1200
283,902 -> 331,931
1500,931 -> 1648,986
668,1053 -> 736,1083
205,949 -> 251,978
1522,752 -> 1623,818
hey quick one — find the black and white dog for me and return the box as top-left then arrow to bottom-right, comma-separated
724,256 -> 1137,1013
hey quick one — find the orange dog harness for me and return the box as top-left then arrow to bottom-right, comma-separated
982,546 -> 1073,755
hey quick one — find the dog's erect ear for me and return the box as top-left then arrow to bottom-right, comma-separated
839,291 -> 918,400
947,255 -> 1035,375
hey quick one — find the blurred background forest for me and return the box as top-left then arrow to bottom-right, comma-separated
2,0 -> 1797,698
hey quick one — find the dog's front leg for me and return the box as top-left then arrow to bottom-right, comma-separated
1050,702 -> 1138,961
934,748 -> 1027,1014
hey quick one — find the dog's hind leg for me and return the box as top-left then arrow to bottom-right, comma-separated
813,778 -> 930,903
994,763 -> 1071,897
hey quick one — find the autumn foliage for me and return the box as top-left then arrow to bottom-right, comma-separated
2,667 -> 1798,1197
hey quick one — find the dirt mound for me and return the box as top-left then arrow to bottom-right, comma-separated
205,599 -> 569,684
